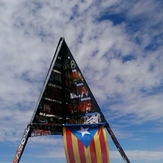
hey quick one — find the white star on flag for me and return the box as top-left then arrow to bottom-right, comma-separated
77,127 -> 90,137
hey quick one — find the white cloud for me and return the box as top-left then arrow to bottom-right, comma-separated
0,2 -> 163,163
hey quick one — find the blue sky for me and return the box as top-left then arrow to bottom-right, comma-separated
0,0 -> 163,162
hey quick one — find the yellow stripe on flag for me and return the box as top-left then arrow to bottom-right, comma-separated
71,133 -> 81,163
63,127 -> 70,163
102,127 -> 110,162
94,129 -> 102,163
84,146 -> 91,163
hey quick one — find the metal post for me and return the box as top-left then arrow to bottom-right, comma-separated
105,122 -> 130,163
12,125 -> 31,163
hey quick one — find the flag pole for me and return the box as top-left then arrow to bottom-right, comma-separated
105,122 -> 130,163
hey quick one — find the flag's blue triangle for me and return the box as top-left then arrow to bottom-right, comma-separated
68,125 -> 98,148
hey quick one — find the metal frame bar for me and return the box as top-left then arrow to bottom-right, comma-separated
105,122 -> 130,163
12,125 -> 31,163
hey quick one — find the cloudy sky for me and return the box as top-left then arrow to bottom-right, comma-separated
1,0 -> 163,163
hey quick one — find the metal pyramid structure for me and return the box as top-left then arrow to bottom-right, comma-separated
13,38 -> 130,163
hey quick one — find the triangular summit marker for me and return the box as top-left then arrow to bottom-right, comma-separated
13,37 -> 130,163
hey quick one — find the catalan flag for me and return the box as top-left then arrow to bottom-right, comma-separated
63,125 -> 109,163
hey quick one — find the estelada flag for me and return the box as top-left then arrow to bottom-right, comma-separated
63,125 -> 110,163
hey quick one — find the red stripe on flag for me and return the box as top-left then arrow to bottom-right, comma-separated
77,139 -> 86,163
89,137 -> 97,163
98,127 -> 108,163
66,128 -> 76,163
